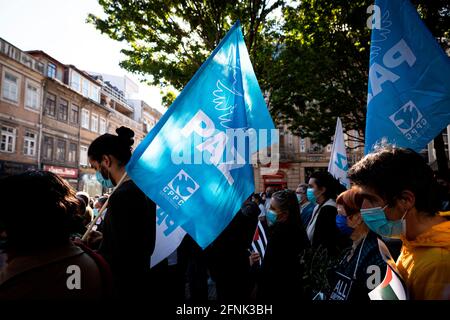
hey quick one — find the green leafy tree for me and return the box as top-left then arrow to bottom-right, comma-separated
89,0 -> 449,150
268,0 -> 373,146
88,0 -> 284,93
268,0 -> 449,146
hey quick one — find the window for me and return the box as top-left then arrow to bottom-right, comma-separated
99,117 -> 106,134
287,134 -> 293,146
68,142 -> 77,163
90,85 -> 100,102
0,126 -> 16,153
71,71 -> 80,92
56,139 -> 66,162
43,136 -> 53,160
91,113 -> 98,132
81,108 -> 90,129
23,131 -> 36,156
2,71 -> 19,102
300,138 -> 306,153
45,93 -> 56,117
47,63 -> 56,78
82,78 -> 89,97
57,98 -> 68,122
443,129 -> 449,156
25,82 -> 40,110
70,104 -> 79,124
310,143 -> 324,153
80,145 -> 88,166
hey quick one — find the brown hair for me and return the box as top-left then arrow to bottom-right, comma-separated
336,188 -> 363,216
348,145 -> 440,217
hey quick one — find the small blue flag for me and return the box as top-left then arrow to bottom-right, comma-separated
365,0 -> 450,154
126,21 -> 276,248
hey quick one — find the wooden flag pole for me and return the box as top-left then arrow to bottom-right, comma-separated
81,172 -> 129,241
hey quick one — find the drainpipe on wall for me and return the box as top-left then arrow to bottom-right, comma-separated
77,98 -> 83,191
37,79 -> 46,170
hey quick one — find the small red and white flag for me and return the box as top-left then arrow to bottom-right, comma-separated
369,238 -> 408,300
251,221 -> 268,265
369,265 -> 407,300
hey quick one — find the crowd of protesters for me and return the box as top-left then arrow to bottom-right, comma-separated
0,127 -> 449,300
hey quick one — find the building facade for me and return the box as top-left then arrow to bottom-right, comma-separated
253,126 -> 366,193
427,125 -> 450,170
0,38 -> 161,196
91,75 -> 146,148
0,39 -> 45,178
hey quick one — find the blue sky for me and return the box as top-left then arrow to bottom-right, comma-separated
0,0 -> 165,113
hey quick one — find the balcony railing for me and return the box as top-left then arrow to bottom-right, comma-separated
110,109 -> 142,132
0,38 -> 45,74
102,85 -> 134,112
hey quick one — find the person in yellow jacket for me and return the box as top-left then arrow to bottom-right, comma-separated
348,145 -> 450,300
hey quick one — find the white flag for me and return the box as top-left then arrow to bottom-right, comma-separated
151,206 -> 187,268
328,117 -> 350,189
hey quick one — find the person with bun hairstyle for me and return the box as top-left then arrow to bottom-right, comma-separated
87,126 -> 156,298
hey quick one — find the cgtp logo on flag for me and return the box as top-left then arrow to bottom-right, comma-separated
389,101 -> 423,135
162,169 -> 200,208
334,153 -> 348,172
365,0 -> 450,154
126,21 -> 277,248
388,101 -> 429,143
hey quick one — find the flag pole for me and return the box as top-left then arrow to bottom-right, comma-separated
81,172 -> 129,241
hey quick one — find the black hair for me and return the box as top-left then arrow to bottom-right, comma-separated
252,193 -> 263,205
271,189 -> 302,226
309,171 -> 345,200
76,192 -> 89,208
265,186 -> 275,198
76,195 -> 87,214
0,171 -> 82,251
297,183 -> 308,193
97,196 -> 108,206
88,126 -> 135,166
348,145 -> 441,216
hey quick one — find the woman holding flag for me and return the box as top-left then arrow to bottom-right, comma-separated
85,126 -> 156,298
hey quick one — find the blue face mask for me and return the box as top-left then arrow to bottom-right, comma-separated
93,208 -> 99,218
307,188 -> 317,205
296,194 -> 302,204
335,214 -> 354,236
360,206 -> 407,239
266,209 -> 278,226
95,170 -> 114,189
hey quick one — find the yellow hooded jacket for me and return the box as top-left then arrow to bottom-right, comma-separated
396,217 -> 450,300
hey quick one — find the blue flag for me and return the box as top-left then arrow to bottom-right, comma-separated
365,0 -> 450,154
126,21 -> 276,248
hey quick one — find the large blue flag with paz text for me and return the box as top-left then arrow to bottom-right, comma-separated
126,22 -> 276,248
365,0 -> 450,154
